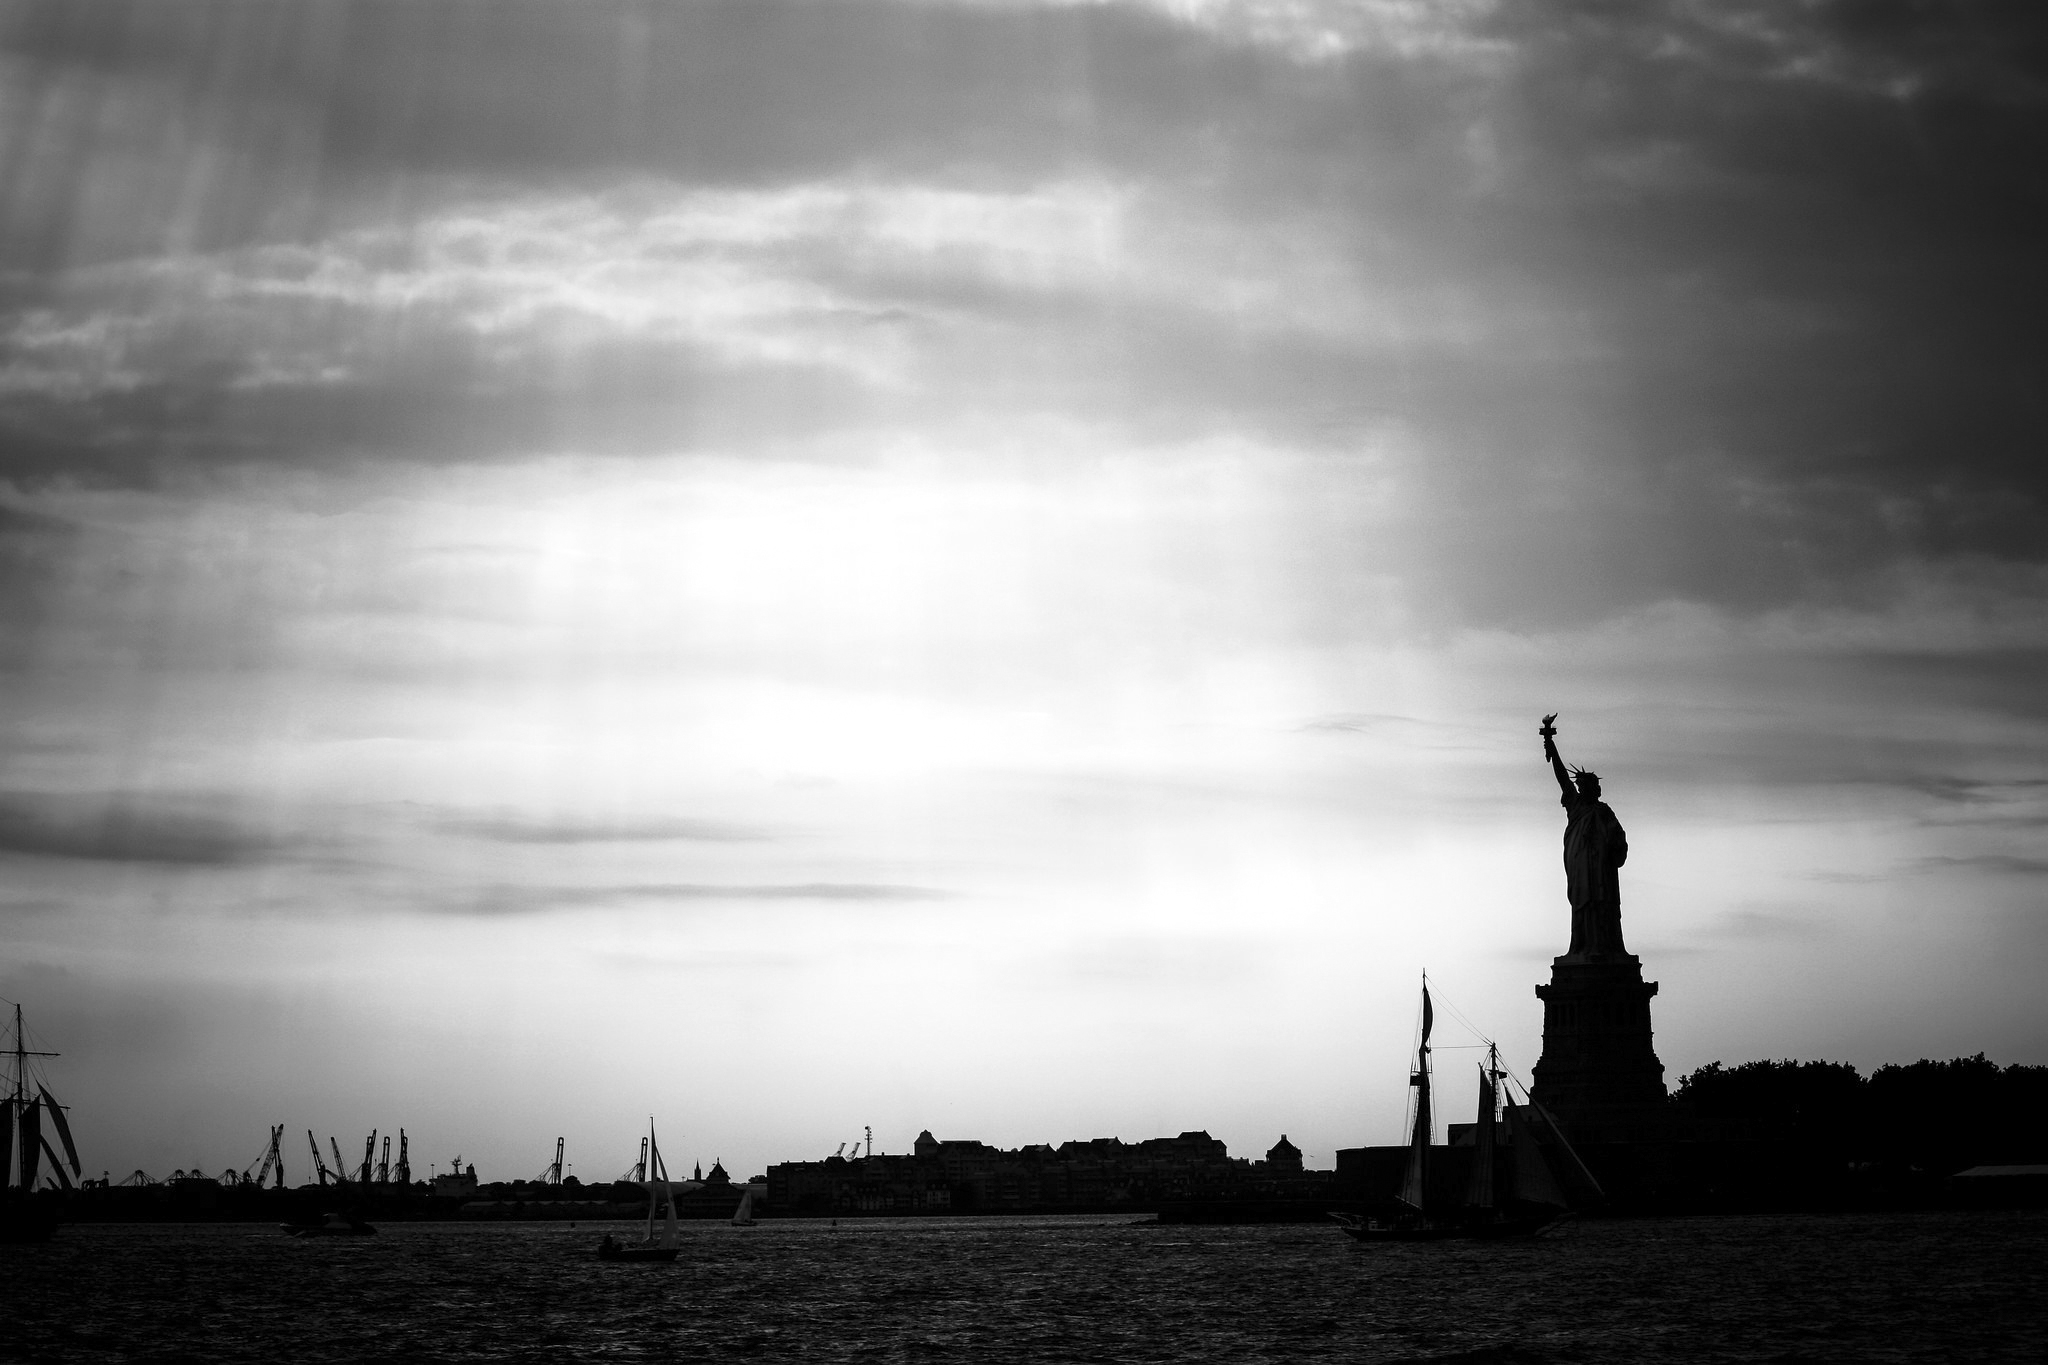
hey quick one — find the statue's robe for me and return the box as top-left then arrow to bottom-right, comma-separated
1561,790 -> 1628,956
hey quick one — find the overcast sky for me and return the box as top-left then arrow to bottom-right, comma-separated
2,0 -> 2043,1184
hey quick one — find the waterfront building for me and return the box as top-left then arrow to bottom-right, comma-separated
769,1129 -> 1268,1216
1262,1136 -> 1303,1172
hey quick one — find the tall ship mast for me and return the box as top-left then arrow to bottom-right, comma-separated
4,1001 -> 82,1242
1333,978 -> 1599,1242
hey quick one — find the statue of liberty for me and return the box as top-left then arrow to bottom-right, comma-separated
1540,714 -> 1628,957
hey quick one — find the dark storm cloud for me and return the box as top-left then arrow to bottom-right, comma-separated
0,0 -> 1244,265
0,330 -> 873,483
0,0 -> 1295,482
1407,0 -> 2048,618
0,0 -> 2043,623
0,793 -> 284,865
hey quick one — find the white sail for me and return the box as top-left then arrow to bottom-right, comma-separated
645,1119 -> 679,1250
1396,982 -> 1433,1212
1523,1094 -> 1606,1204
17,1089 -> 41,1191
731,1188 -> 754,1226
1462,1064 -> 1497,1210
643,1121 -> 660,1243
659,1174 -> 678,1248
38,1086 -> 80,1177
1503,1099 -> 1568,1208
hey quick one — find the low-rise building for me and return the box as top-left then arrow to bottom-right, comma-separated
768,1129 -> 1296,1216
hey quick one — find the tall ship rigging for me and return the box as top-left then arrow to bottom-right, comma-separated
4,1001 -> 83,1243
1332,978 -> 1598,1242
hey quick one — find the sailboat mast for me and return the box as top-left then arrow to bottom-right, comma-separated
13,1002 -> 31,1194
6,1002 -> 20,1193
1413,1027 -> 1432,1148
1465,1041 -> 1499,1212
9,1002 -> 60,1194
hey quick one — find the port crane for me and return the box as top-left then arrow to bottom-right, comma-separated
330,1136 -> 354,1185
243,1125 -> 285,1188
538,1136 -> 564,1185
620,1136 -> 648,1183
358,1129 -> 377,1184
394,1130 -> 411,1185
376,1134 -> 391,1183
307,1131 -> 338,1187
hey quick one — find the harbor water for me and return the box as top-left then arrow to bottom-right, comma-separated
5,1210 -> 2044,1363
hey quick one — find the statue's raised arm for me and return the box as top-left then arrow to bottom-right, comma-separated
1538,713 -> 1629,957
1539,713 -> 1574,800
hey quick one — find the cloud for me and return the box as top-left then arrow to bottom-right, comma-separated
466,881 -> 957,915
0,794 -> 285,866
1914,854 -> 2048,880
1897,775 -> 2048,805
1298,713 -> 1430,734
1699,907 -> 1830,942
437,812 -> 772,845
0,896 -> 67,920
2,0 -> 2044,630
0,500 -> 77,623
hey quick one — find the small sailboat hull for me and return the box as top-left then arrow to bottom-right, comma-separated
282,1213 -> 378,1237
597,1118 -> 682,1263
1328,1213 -> 1463,1242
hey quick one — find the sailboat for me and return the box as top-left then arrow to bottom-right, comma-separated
1331,979 -> 1593,1242
730,1185 -> 756,1226
4,1003 -> 82,1244
597,1118 -> 680,1263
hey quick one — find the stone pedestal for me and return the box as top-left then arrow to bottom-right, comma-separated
1531,953 -> 1666,1141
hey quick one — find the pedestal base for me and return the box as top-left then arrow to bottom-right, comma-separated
1531,953 -> 1666,1140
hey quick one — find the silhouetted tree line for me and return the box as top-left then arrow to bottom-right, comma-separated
1674,1054 -> 2048,1171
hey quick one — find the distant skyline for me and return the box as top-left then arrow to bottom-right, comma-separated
1,1 -> 2043,1184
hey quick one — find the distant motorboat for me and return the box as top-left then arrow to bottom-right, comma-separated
283,1212 -> 379,1238
1331,978 -> 1593,1243
598,1118 -> 681,1263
